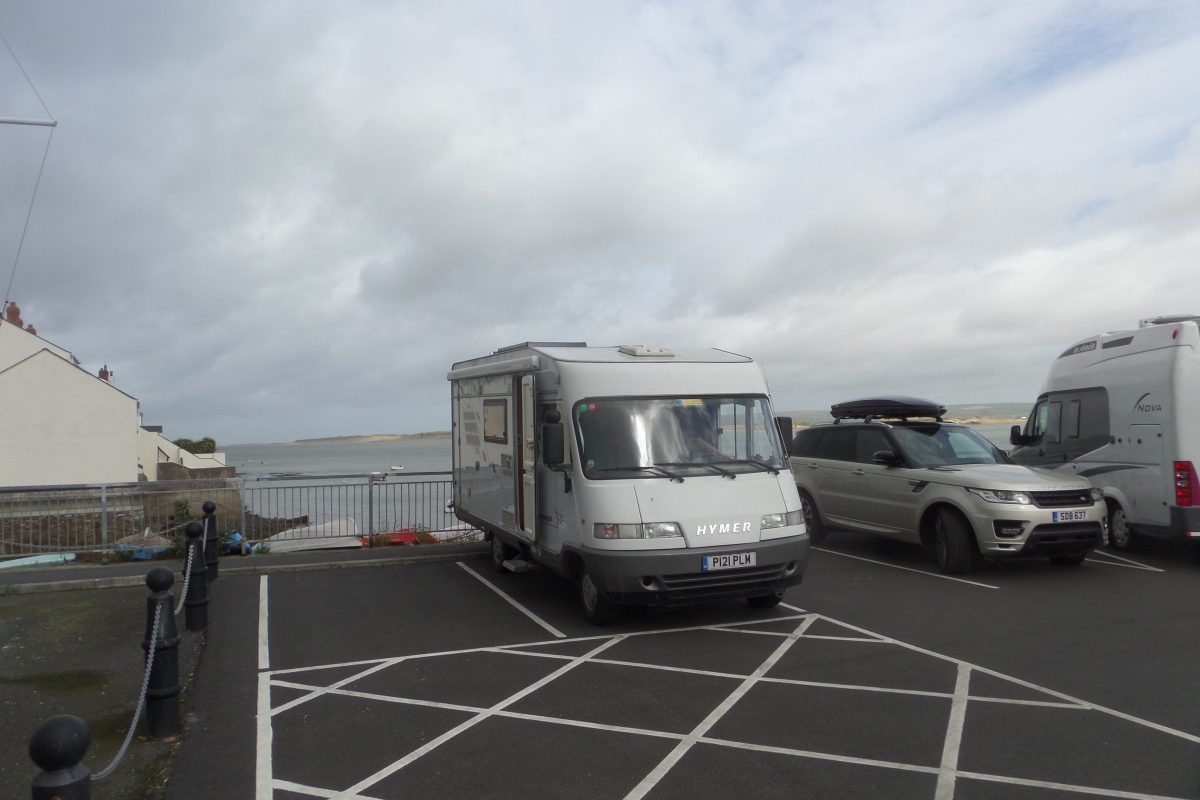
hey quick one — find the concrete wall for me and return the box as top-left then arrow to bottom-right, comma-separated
0,350 -> 139,487
137,429 -> 227,481
0,319 -> 73,365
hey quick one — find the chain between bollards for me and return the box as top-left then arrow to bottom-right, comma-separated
183,521 -> 208,631
30,566 -> 188,797
174,537 -> 194,616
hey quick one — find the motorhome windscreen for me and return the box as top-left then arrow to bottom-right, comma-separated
574,396 -> 786,479
890,425 -> 1013,468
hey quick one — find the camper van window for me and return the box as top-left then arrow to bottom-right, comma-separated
483,398 -> 508,444
1046,401 -> 1063,444
1066,400 -> 1081,438
574,396 -> 786,479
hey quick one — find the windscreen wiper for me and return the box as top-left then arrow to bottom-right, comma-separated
593,466 -> 685,482
656,461 -> 737,479
726,458 -> 781,475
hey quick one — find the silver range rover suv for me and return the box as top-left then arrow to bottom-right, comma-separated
788,397 -> 1107,574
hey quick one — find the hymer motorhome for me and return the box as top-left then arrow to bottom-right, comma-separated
448,342 -> 809,623
1010,315 -> 1200,549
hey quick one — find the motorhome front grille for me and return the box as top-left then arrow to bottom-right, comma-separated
659,564 -> 786,601
1029,490 -> 1093,508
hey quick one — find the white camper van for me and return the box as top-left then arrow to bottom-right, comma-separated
448,342 -> 809,623
1009,315 -> 1200,549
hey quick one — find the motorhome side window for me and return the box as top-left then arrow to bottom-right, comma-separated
574,396 -> 787,479
1028,389 -> 1110,444
1045,401 -> 1062,443
1065,400 -> 1081,438
483,398 -> 508,444
1027,399 -> 1062,443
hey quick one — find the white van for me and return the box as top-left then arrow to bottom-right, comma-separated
1009,315 -> 1200,549
448,342 -> 809,623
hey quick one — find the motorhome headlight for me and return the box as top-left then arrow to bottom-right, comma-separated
642,522 -> 682,538
594,522 -> 681,540
761,510 -> 803,529
1089,487 -> 1103,503
966,488 -> 1033,505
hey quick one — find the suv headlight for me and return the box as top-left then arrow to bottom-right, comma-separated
761,510 -> 803,529
1089,487 -> 1103,502
594,522 -> 682,539
966,488 -> 1033,505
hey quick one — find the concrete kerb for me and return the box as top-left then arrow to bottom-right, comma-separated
1,542 -> 489,595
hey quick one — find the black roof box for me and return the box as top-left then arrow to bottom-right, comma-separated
830,396 -> 946,422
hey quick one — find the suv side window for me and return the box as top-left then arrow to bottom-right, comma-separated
855,429 -> 890,463
790,428 -> 821,457
816,427 -> 856,461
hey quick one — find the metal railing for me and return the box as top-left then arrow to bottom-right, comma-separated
0,472 -> 475,557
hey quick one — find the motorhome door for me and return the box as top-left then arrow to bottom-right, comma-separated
518,374 -> 537,542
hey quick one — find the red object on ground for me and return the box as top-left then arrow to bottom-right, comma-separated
361,528 -> 419,547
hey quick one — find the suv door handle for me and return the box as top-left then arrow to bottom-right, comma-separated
851,469 -> 866,476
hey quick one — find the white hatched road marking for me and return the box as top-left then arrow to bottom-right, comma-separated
812,546 -> 1001,588
263,611 -> 1200,799
1088,550 -> 1166,572
622,614 -> 818,800
258,565 -> 1198,800
327,636 -> 626,799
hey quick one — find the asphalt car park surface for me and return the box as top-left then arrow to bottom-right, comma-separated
169,536 -> 1200,800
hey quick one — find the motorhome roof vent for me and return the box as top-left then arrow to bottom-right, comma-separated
1139,314 -> 1200,328
618,345 -> 674,357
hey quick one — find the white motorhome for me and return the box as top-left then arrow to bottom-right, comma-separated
448,342 -> 809,623
1010,315 -> 1200,550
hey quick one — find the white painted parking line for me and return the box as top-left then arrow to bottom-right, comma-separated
328,636 -> 627,800
1088,550 -> 1166,572
257,575 -> 270,671
456,561 -> 566,638
954,770 -> 1194,800
255,671 -> 273,800
623,614 -> 818,800
813,546 -> 1001,588
811,616 -> 1200,746
935,663 -> 971,800
256,575 -> 272,800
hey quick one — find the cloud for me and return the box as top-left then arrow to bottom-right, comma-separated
1,1 -> 1198,444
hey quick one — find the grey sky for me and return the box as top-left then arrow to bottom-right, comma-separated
2,2 -> 1198,444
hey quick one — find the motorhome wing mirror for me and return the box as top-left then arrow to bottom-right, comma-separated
775,416 -> 794,452
542,422 -> 565,466
1009,425 -> 1024,446
872,450 -> 900,466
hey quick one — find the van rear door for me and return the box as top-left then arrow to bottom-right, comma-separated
518,374 -> 537,542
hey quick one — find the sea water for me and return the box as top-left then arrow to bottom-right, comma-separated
223,424 -> 1013,480
224,438 -> 452,479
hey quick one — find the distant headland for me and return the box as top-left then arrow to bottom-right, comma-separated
294,431 -> 451,444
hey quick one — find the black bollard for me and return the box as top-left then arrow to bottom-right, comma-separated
29,714 -> 91,799
143,567 -> 181,737
183,521 -> 208,632
202,500 -> 219,583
